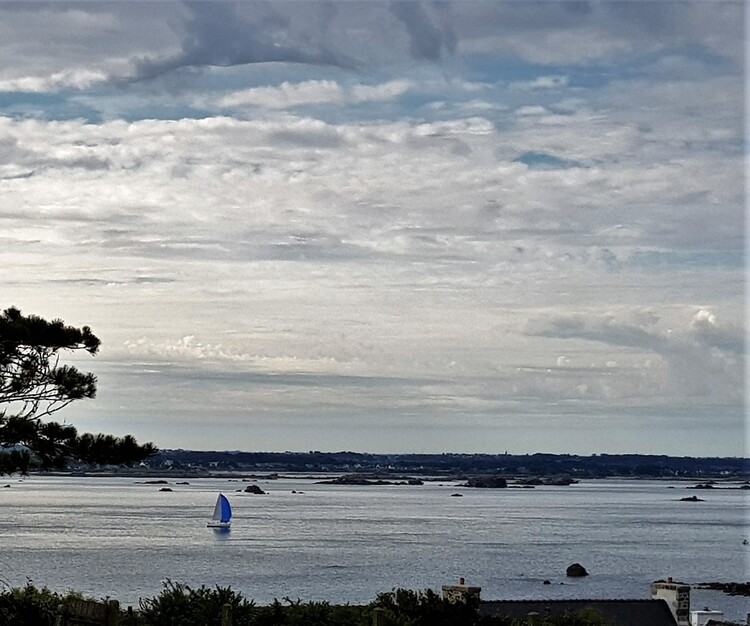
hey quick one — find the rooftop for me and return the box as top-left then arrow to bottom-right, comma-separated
479,598 -> 678,626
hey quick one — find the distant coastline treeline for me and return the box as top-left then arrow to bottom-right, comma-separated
143,450 -> 748,479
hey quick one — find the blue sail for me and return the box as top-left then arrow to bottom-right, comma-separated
219,493 -> 232,523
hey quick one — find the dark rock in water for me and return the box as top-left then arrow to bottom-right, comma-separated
450,493 -> 463,497
694,582 -> 750,597
463,476 -> 507,489
690,483 -> 715,489
543,580 -> 551,585
680,495 -> 704,502
138,480 -> 169,484
544,474 -> 578,486
566,563 -> 589,577
2,484 -> 10,488
175,481 -> 190,485
322,475 -> 378,485
159,487 -> 172,492
316,475 -> 414,486
517,477 -> 544,486
244,484 -> 266,494
516,475 -> 578,486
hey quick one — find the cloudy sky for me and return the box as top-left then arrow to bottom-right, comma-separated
1,1 -> 745,456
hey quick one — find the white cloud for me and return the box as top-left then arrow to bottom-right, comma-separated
0,68 -> 111,93
219,80 -> 345,109
512,75 -> 570,90
218,79 -> 411,110
515,105 -> 547,117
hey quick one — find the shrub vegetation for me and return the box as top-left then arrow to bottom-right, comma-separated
0,583 -> 613,626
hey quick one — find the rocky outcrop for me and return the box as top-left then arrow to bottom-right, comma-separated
463,476 -> 507,489
316,475 -> 422,486
694,582 -> 750,596
515,475 -> 578,486
680,495 -> 704,502
566,563 -> 589,577
244,484 -> 266,494
544,474 -> 579,486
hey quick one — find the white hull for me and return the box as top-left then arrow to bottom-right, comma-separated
207,521 -> 230,528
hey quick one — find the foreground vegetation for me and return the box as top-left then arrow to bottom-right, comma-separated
0,307 -> 156,476
0,582 -> 613,626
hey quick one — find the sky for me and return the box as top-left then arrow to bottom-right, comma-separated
0,1 -> 745,457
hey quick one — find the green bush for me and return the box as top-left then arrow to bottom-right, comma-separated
0,583 -> 66,626
0,583 -> 613,626
135,582 -> 368,626
136,580 -> 256,626
251,598 -> 367,626
371,588 -> 482,626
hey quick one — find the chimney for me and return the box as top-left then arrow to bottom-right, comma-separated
651,579 -> 691,626
442,577 -> 481,603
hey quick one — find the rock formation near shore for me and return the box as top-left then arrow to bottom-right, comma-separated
243,484 -> 266,494
694,582 -> 750,596
463,476 -> 507,488
316,475 -> 421,486
566,563 -> 589,577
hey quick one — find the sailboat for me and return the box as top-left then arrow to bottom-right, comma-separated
207,493 -> 232,528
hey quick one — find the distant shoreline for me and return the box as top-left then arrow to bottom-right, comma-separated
51,450 -> 750,482
29,468 -> 749,485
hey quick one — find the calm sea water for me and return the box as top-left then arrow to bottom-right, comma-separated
0,476 -> 747,620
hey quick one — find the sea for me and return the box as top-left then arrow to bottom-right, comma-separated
0,475 -> 747,621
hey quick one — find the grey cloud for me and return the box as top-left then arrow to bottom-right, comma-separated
689,312 -> 744,355
61,156 -> 112,171
264,234 -> 373,263
389,1 -> 456,61
451,1 -> 741,66
98,231 -> 378,265
526,310 -> 743,403
122,364 -> 439,391
563,2 -> 593,17
0,1 -> 741,93
0,170 -> 34,180
606,1 -> 680,36
267,128 -> 344,149
132,2 -> 355,82
131,1 -> 463,83
530,316 -> 667,352
47,276 -> 176,287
